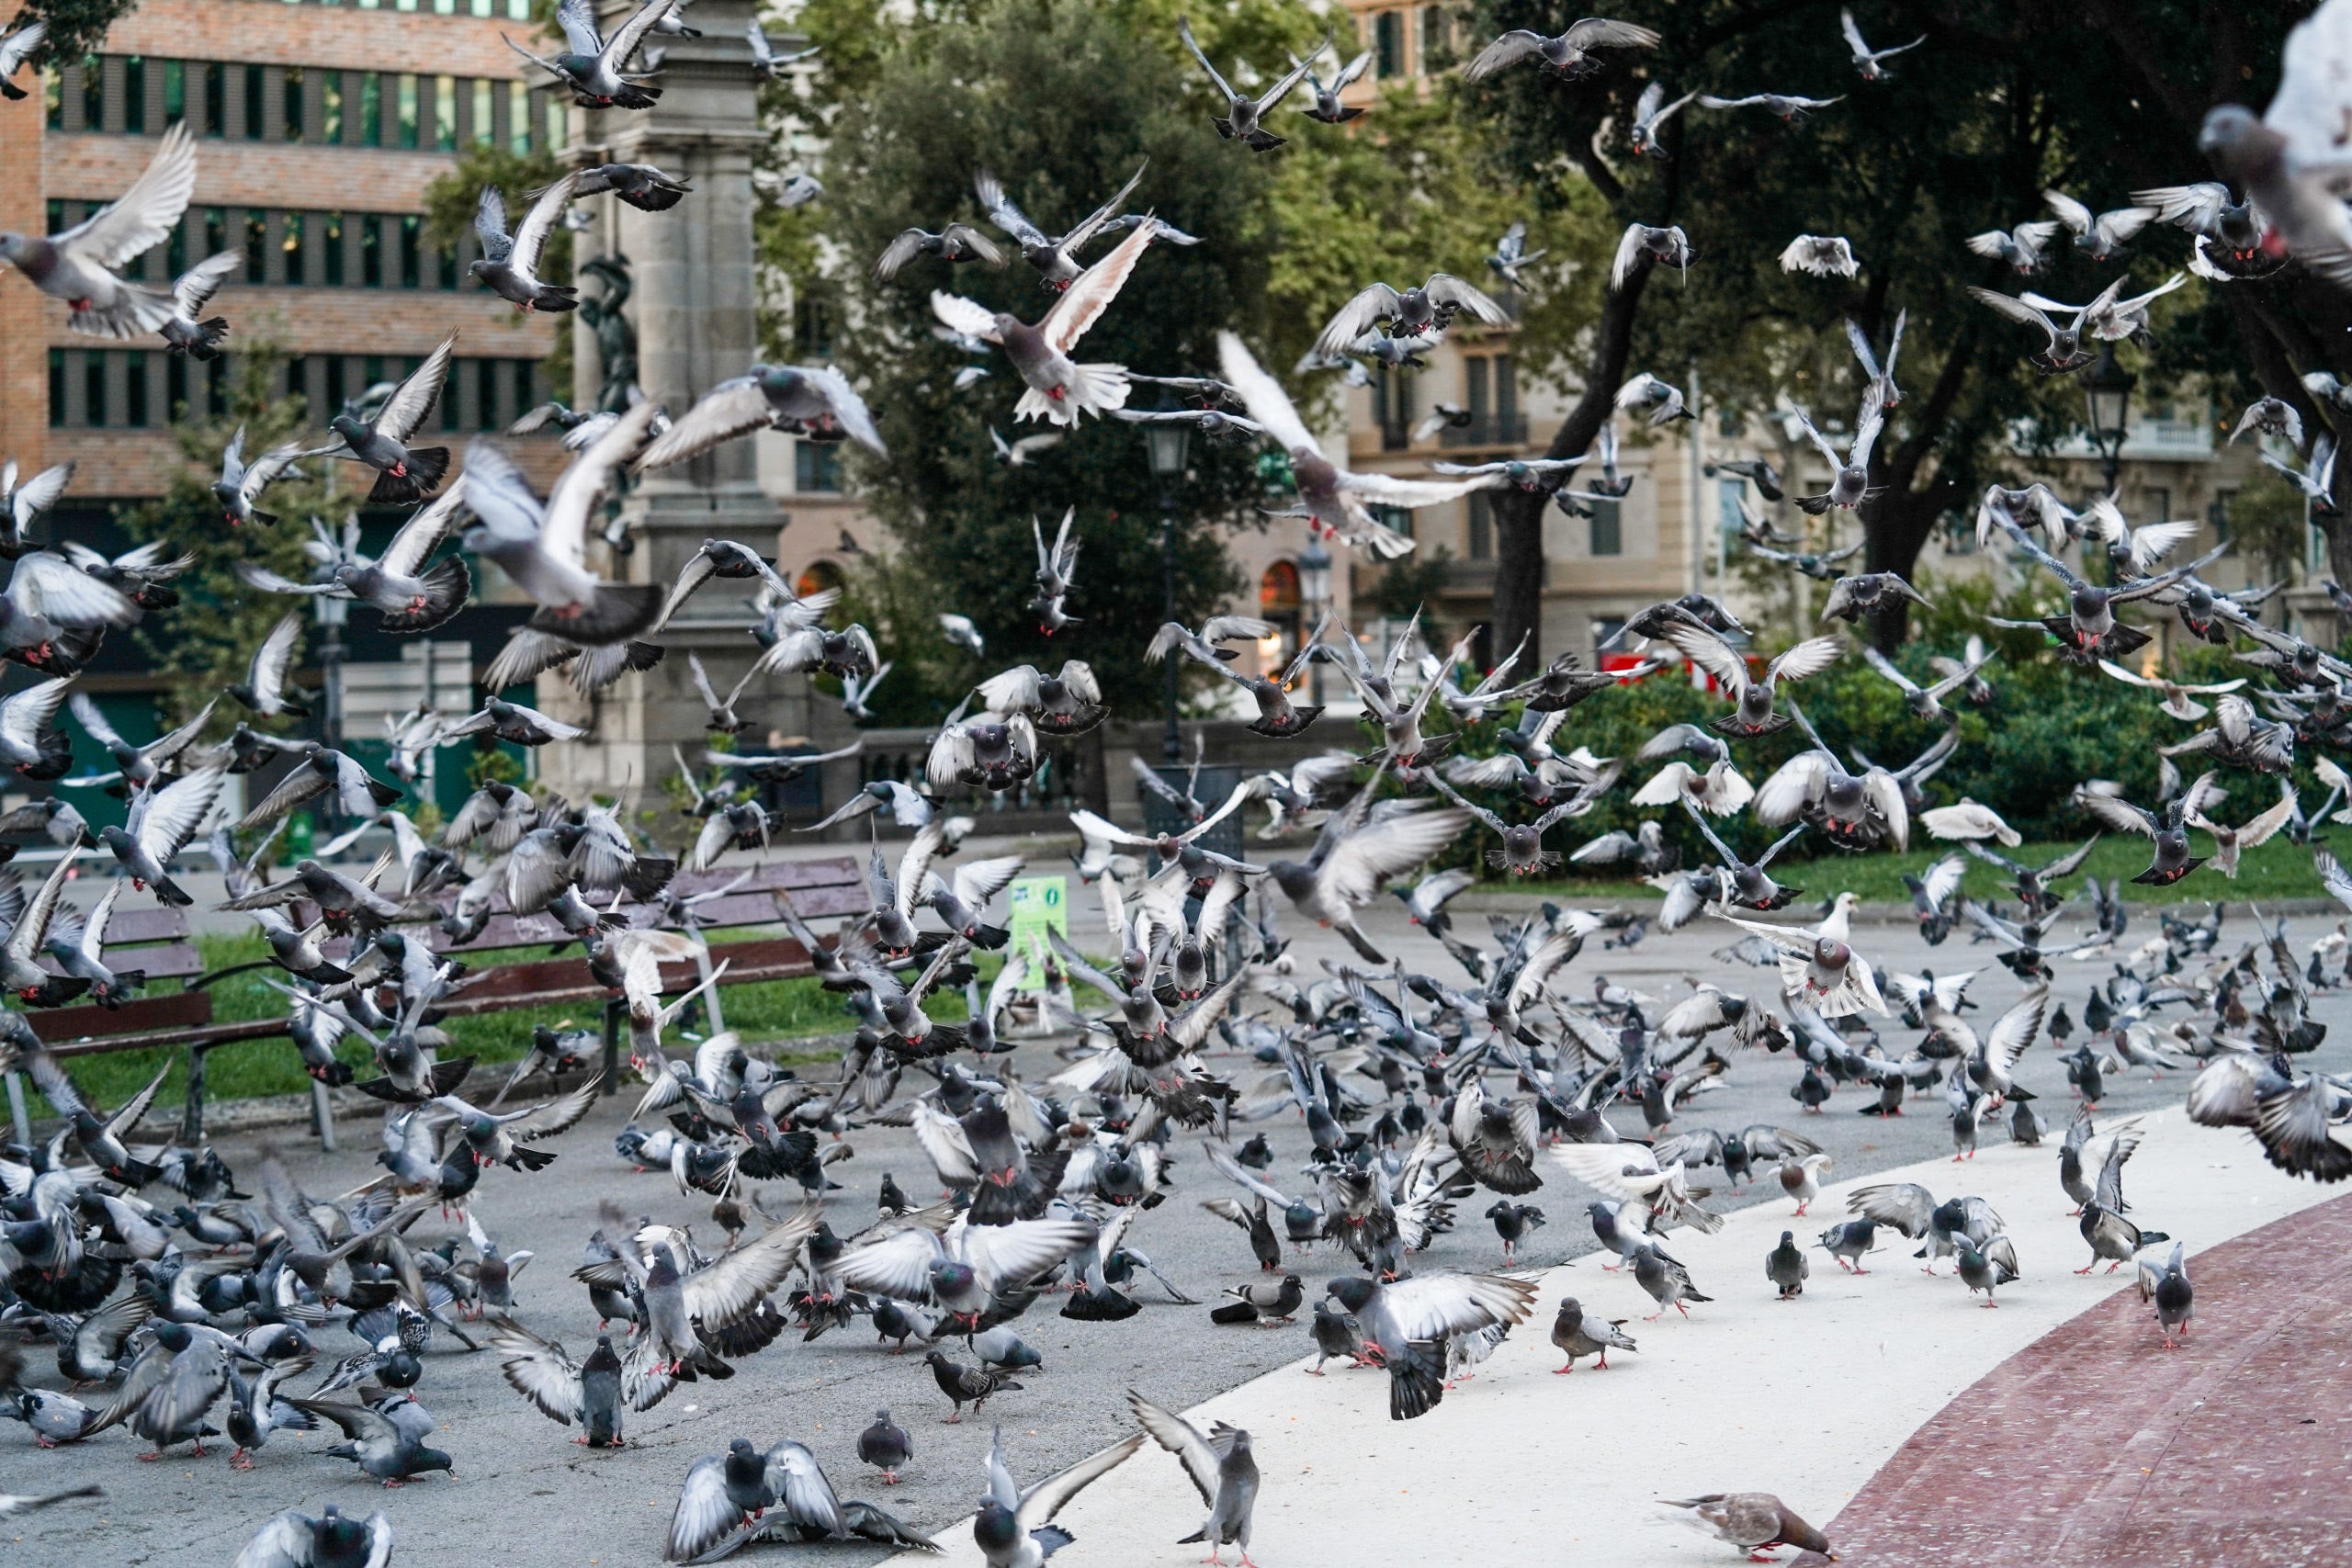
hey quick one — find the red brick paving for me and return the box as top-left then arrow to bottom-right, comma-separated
1792,1191 -> 2352,1566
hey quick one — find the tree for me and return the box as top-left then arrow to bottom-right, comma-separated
1463,0 -> 2228,656
799,0 -> 1328,717
113,346 -> 330,736
422,142 -> 574,406
15,0 -> 142,63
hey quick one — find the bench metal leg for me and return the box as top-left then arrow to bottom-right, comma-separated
177,1045 -> 208,1147
310,1079 -> 337,1151
691,938 -> 725,1037
602,998 -> 623,1094
3,1070 -> 25,1148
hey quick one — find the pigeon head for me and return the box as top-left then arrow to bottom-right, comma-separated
974,1500 -> 1022,1552
153,1320 -> 193,1353
1325,1275 -> 1374,1312
328,412 -> 368,444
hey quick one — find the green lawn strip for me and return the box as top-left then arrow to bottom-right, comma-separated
1522,832 -> 2337,908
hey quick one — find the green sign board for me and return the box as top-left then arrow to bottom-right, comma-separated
1006,875 -> 1069,979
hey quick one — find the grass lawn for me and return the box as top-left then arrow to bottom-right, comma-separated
1522,832 -> 2346,909
20,928 -> 902,1124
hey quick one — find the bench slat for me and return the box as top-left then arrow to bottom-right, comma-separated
99,908 -> 194,945
36,943 -> 204,982
33,989 -> 214,1048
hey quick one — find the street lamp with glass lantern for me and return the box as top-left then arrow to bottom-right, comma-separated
1296,538 -> 1332,705
2083,342 -> 2134,496
1143,411 -> 1193,762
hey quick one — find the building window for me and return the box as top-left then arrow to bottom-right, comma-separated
1375,366 -> 1413,450
322,70 -> 342,142
284,210 -> 307,284
1718,477 -> 1747,536
322,212 -> 343,286
436,233 -> 458,290
43,65 -> 59,130
1420,6 -> 1451,70
1374,11 -> 1402,77
434,75 -> 456,150
471,77 -> 492,146
361,214 -> 381,286
243,63 -> 264,139
164,59 -> 184,123
1468,491 -> 1492,559
322,354 -> 345,417
44,198 -> 62,235
47,350 -> 62,427
796,441 -> 842,492
359,71 -> 380,146
2146,487 -> 2171,524
400,214 -> 421,288
1589,496 -> 1623,556
81,53 -> 100,130
1259,559 -> 1302,657
122,57 -> 144,133
1464,355 -> 1488,434
2211,488 -> 2234,543
543,92 -> 564,152
1494,353 -> 1517,429
202,62 -> 223,136
205,356 -> 226,419
794,297 -> 833,359
398,73 -> 417,149
165,218 -> 185,281
1591,615 -> 1625,657
165,354 -> 186,420
84,351 -> 106,428
508,79 -> 530,152
203,206 -> 225,259
283,64 -> 303,141
1375,505 -> 1413,538
475,358 -> 497,429
125,351 -> 148,427
243,208 -> 266,283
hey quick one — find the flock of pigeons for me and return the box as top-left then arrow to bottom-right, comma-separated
0,3 -> 2342,1566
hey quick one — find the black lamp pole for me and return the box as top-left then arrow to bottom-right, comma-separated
1143,412 -> 1192,764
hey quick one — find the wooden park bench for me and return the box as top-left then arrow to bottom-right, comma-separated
0,854 -> 867,1152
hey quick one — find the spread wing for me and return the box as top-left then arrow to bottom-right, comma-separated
173,250 -> 241,316
1372,1272 -> 1538,1339
1041,218 -> 1155,355
379,483 -> 469,578
678,1205 -> 818,1327
1125,1391 -> 1222,1505
510,171 -> 581,274
1321,804 -> 1473,908
929,291 -> 1003,344
1015,1433 -> 1147,1533
373,333 -> 458,444
973,171 -> 1048,250
1217,330 -> 1318,455
62,122 -> 197,269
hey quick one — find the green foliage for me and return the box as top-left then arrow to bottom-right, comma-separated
2221,468 -> 2312,585
466,743 -> 524,789
807,0 -> 1302,717
13,0 -> 140,63
831,545 -> 990,725
112,346 -> 323,738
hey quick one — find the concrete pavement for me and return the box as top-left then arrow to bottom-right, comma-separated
1,890 -> 2337,1567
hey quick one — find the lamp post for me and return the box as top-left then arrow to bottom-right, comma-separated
2083,342 -> 2134,497
1297,538 -> 1332,706
1142,412 -> 1193,763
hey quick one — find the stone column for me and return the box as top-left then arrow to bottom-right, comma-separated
537,0 -> 808,810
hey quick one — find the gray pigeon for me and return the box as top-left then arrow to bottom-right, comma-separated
158,251 -> 240,359
973,162 -> 1144,289
637,363 -> 886,467
1548,1296 -> 1635,1371
1632,1242 -> 1713,1320
212,427 -> 309,528
459,406 -> 668,645
857,1407 -> 911,1484
289,1394 -> 455,1483
1177,19 -> 1325,151
505,0 -> 673,108
1815,1217 -> 1878,1273
1128,1390 -> 1258,1565
1767,1230 -> 1810,1299
2144,1241 -> 2192,1347
931,220 -> 1158,427
0,122 -> 196,337
556,161 -> 693,210
471,175 -> 581,312
318,333 -> 456,503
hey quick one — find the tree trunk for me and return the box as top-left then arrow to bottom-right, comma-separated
1490,263 -> 1655,666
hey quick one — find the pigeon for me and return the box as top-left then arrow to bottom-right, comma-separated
858,1408 -> 912,1484
505,0 -> 675,109
1966,220 -> 2066,273
1699,91 -> 1845,121
639,363 -> 885,467
1816,1217 -> 1878,1272
158,251 -> 241,358
1666,625 -> 1844,738
0,22 -> 45,101
2197,9 -> 2352,288
1128,1390 -> 1258,1567
1615,369 -> 1693,423
1221,332 -> 1496,558
1661,1494 -> 1836,1561
972,1425 -> 1144,1568
96,763 -> 224,907
461,404 -> 668,645
924,1350 -> 1022,1423
932,220 -> 1157,427
2143,1241 -> 2193,1348
1779,234 -> 1858,276
1298,46 -> 1373,123
2043,187 -> 2158,260
1767,1230 -> 1810,1298
1789,395 -> 1884,512
1549,1297 -> 1636,1371
1463,17 -> 1660,81
212,428 -> 310,527
1177,19 -> 1324,152
973,162 -> 1145,290
232,1505 -> 391,1568
745,17 -> 819,77
317,333 -> 456,503
1325,1271 -> 1538,1419
1610,226 -> 1695,290
1840,7 -> 1924,78
555,161 -> 694,210
1310,273 -> 1510,364
1626,80 -> 1701,157
0,122 -> 197,337
875,223 -> 1004,280
471,174 -> 582,312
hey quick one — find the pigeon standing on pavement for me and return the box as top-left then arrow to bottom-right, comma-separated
1127,1390 -> 1259,1567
